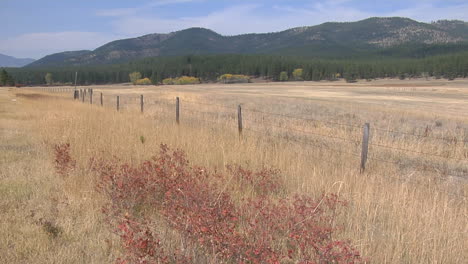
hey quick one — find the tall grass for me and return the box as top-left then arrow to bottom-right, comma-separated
1,86 -> 467,263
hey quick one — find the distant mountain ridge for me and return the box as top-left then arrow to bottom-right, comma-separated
0,53 -> 35,67
27,17 -> 468,67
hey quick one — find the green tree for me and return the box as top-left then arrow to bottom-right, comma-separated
129,72 -> 142,85
292,68 -> 303,80
279,71 -> 289,81
0,69 -> 8,85
45,73 -> 53,85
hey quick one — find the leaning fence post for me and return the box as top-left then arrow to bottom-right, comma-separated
360,123 -> 370,173
140,94 -> 144,113
176,97 -> 180,124
100,92 -> 103,106
238,104 -> 243,137
117,95 -> 120,111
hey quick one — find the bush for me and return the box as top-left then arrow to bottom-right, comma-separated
135,78 -> 152,85
162,76 -> 200,85
218,74 -> 250,84
54,143 -> 76,177
129,72 -> 142,85
279,71 -> 289,81
85,144 -> 363,263
292,68 -> 303,81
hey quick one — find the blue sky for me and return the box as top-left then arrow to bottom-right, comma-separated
1,0 -> 467,59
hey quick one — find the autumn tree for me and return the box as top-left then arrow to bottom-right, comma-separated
45,73 -> 53,85
279,71 -> 289,81
292,68 -> 303,80
129,72 -> 142,85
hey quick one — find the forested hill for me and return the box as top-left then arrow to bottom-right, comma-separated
0,53 -> 35,67
27,17 -> 468,67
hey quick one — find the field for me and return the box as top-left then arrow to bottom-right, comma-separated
1,79 -> 467,263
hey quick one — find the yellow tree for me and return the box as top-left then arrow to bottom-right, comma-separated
45,73 -> 53,85
292,68 -> 303,81
129,72 -> 142,85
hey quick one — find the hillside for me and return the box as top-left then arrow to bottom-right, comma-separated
27,17 -> 468,67
0,53 -> 35,67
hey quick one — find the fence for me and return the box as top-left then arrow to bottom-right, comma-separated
27,87 -> 468,197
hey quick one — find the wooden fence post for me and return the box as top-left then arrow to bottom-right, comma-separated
140,94 -> 144,113
360,123 -> 370,173
117,95 -> 120,111
176,97 -> 180,124
100,92 -> 103,106
238,104 -> 243,137
81,89 -> 85,103
90,89 -> 93,104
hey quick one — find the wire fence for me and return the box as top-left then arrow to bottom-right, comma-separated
26,87 -> 468,198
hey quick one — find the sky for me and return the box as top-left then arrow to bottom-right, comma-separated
1,0 -> 467,59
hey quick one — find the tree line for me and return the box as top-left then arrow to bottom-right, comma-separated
5,52 -> 468,85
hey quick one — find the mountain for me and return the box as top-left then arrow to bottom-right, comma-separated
0,53 -> 35,67
27,17 -> 468,67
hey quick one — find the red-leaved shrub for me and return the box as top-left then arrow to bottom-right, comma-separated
54,143 -> 76,176
86,144 -> 363,263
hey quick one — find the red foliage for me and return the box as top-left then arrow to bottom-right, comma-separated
88,144 -> 363,263
54,143 -> 76,177
227,165 -> 282,195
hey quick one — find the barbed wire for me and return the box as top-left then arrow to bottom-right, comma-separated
245,120 -> 361,144
369,142 -> 467,162
373,127 -> 468,144
182,99 -> 235,110
242,126 -> 361,158
243,107 -> 363,129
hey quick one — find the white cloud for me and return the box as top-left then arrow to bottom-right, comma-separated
0,32 -> 120,59
100,0 -> 468,38
96,8 -> 139,17
110,2 -> 374,36
3,0 -> 468,59
389,2 -> 468,22
96,0 -> 199,17
148,0 -> 199,7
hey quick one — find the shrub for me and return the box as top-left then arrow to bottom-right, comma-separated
279,71 -> 289,81
54,143 -> 76,177
129,72 -> 142,85
87,144 -> 363,263
218,74 -> 250,84
135,78 -> 152,85
292,68 -> 304,81
162,76 -> 200,85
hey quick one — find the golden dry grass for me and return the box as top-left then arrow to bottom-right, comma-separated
1,79 -> 467,263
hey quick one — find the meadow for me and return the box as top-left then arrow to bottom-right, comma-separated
1,79 -> 467,263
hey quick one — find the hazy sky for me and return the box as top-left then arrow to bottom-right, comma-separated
1,0 -> 467,59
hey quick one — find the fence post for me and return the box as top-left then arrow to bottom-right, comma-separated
238,104 -> 243,137
176,97 -> 180,124
73,90 -> 78,100
100,92 -> 103,106
360,123 -> 370,173
140,94 -> 144,113
81,89 -> 85,103
117,95 -> 120,111
90,89 -> 93,104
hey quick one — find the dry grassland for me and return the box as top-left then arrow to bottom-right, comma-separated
1,79 -> 467,263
